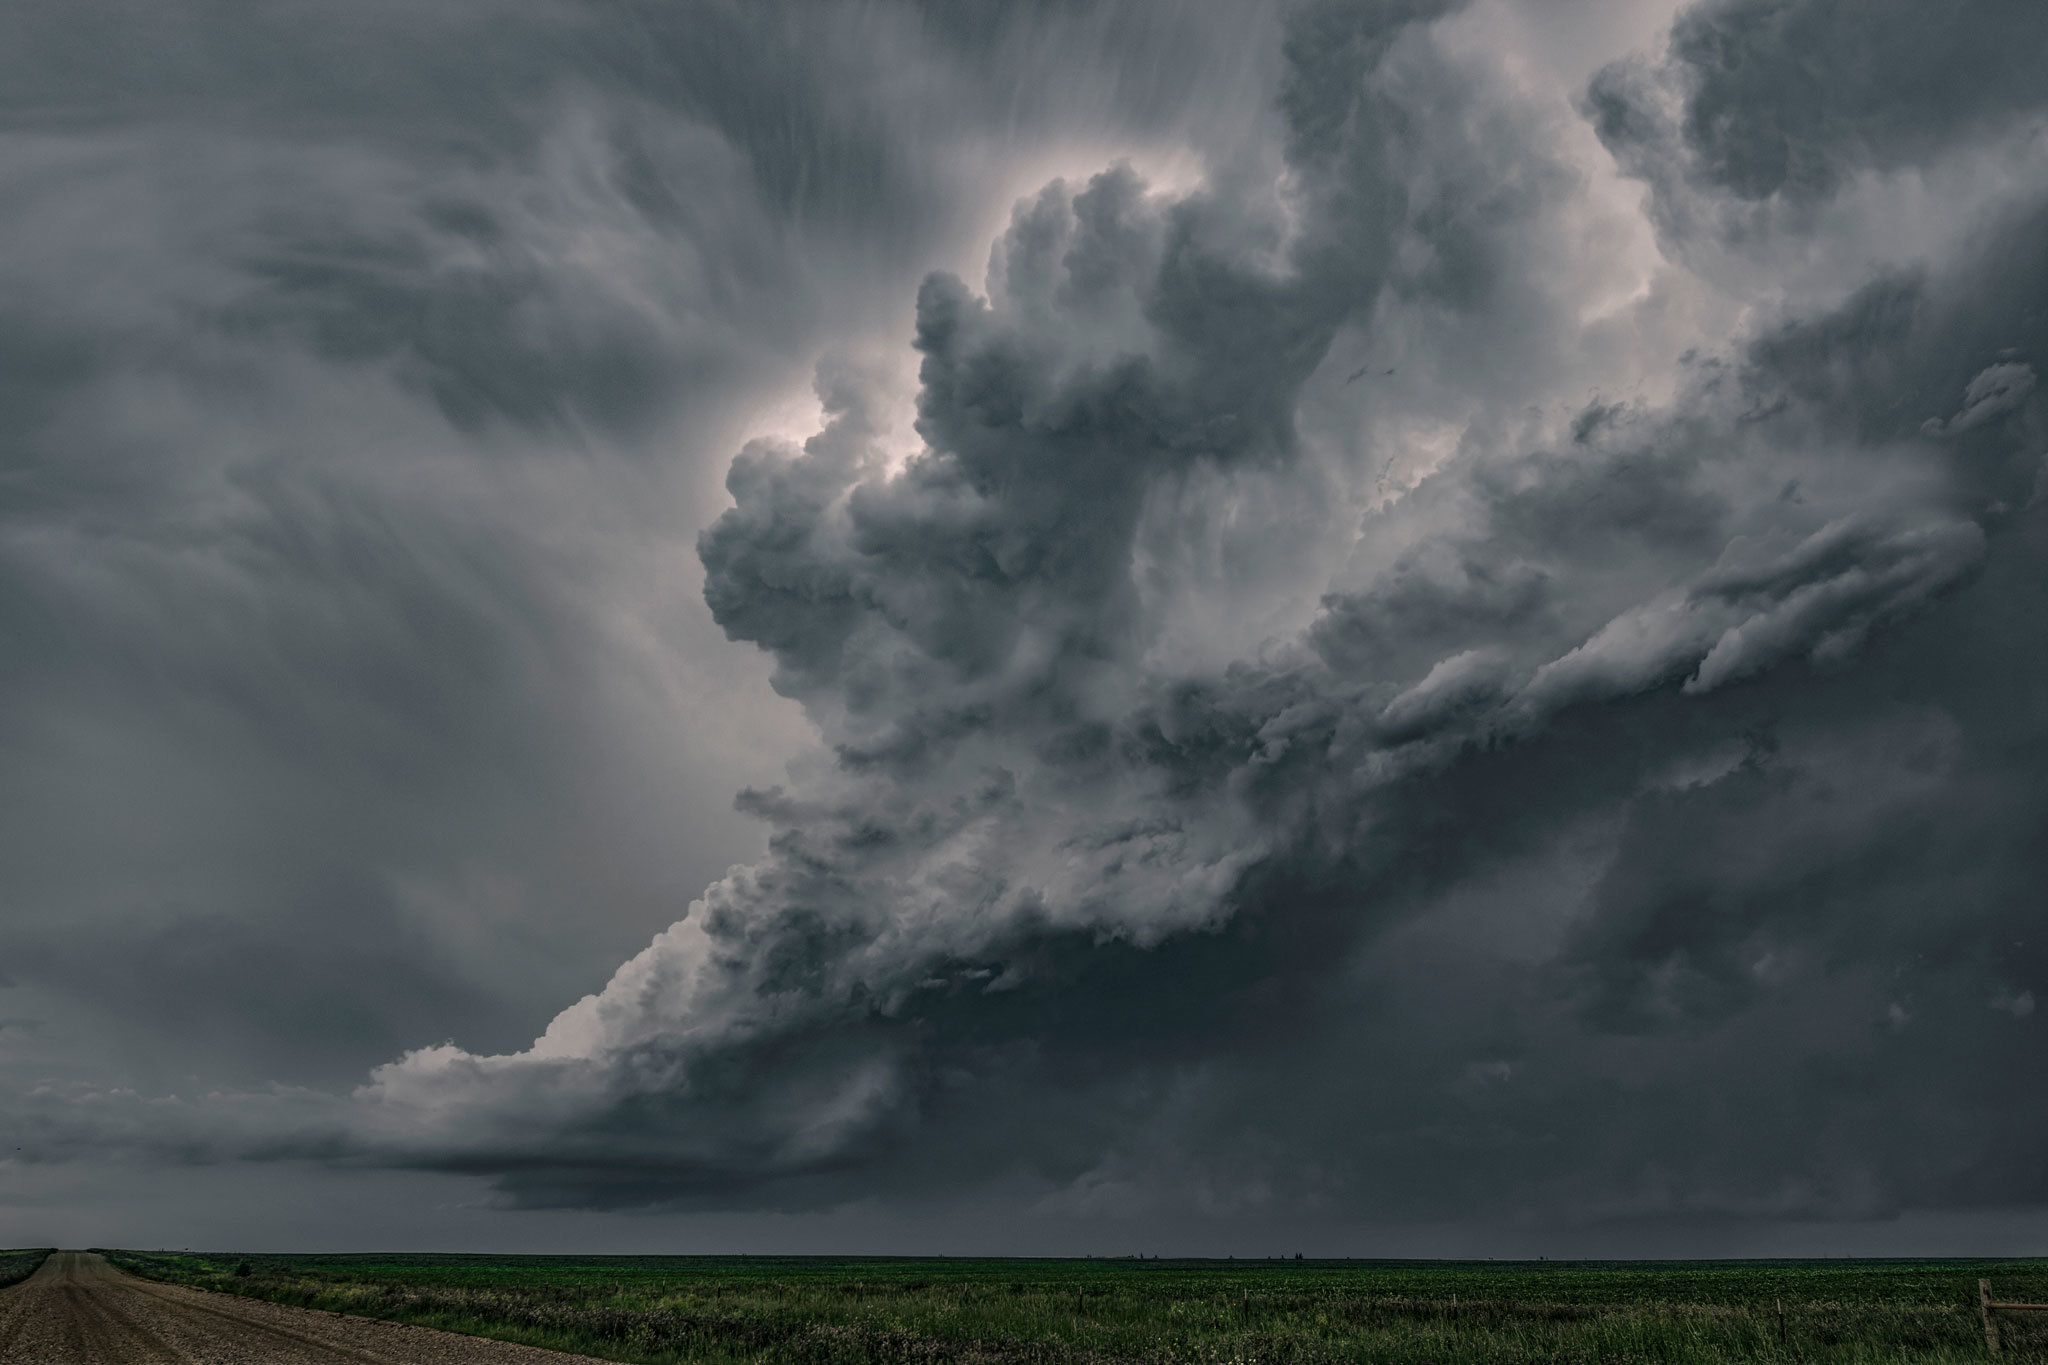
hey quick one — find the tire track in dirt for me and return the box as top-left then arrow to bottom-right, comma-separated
0,1251 -> 613,1363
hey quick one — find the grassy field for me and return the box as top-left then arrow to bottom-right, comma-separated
99,1250 -> 2048,1364
0,1249 -> 52,1288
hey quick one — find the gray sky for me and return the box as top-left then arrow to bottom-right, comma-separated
4,0 -> 2047,1256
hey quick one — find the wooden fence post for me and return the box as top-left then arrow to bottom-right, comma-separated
1983,1278 -> 2002,1355
1776,1297 -> 1785,1345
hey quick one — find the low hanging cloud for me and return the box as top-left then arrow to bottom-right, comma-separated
12,0 -> 2048,1237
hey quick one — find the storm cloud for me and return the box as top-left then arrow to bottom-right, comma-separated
5,0 -> 2047,1251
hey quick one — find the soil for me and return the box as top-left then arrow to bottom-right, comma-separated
0,1250 -> 611,1363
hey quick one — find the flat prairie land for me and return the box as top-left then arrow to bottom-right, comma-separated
101,1251 -> 2048,1365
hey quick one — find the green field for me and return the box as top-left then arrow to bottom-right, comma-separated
100,1251 -> 2048,1364
0,1249 -> 51,1289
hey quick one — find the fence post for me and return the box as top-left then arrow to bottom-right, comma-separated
1983,1278 -> 2002,1355
1777,1297 -> 1785,1345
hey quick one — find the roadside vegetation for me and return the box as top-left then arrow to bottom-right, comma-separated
99,1251 -> 2048,1364
0,1249 -> 52,1288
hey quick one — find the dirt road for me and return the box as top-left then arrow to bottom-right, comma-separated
0,1251 -> 610,1363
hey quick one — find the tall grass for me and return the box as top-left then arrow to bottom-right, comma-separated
101,1252 -> 2048,1364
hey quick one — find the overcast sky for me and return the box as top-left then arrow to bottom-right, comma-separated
3,0 -> 2047,1257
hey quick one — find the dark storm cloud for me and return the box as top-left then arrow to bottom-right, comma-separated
321,0 -> 1460,1200
0,0 -> 1290,1105
9,0 -> 2048,1247
179,0 -> 2032,1229
1612,0 -> 2048,204
0,0 -> 1298,1239
1583,0 -> 2048,268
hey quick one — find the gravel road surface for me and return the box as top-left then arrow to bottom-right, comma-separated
0,1251 -> 612,1363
